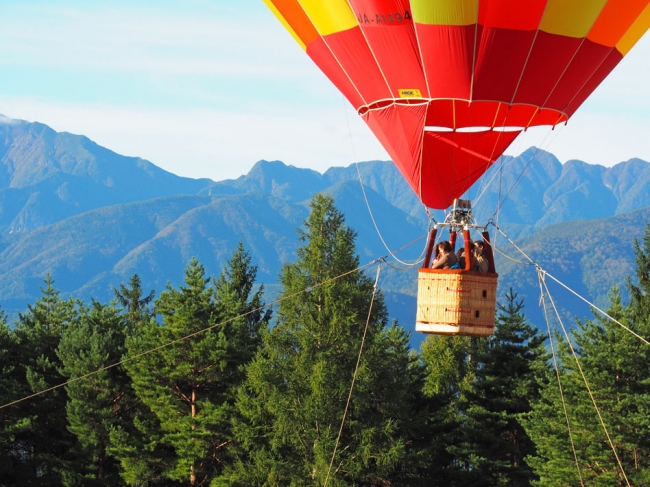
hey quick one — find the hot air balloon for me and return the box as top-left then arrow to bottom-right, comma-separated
265,0 -> 650,336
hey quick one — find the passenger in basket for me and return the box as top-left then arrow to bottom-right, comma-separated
431,240 -> 458,269
456,246 -> 466,269
472,240 -> 489,273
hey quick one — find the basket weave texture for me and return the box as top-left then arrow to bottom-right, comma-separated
416,269 -> 498,336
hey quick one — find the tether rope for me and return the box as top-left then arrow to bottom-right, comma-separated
543,271 -> 650,347
482,219 -> 629,484
495,224 -> 650,347
478,219 -> 639,483
494,219 -> 650,485
539,272 -> 631,487
324,263 -> 382,487
491,242 -> 534,266
537,268 -> 585,486
0,231 -> 427,411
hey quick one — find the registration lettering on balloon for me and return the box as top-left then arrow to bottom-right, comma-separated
356,11 -> 412,25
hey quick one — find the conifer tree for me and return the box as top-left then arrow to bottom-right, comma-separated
458,289 -> 547,486
627,223 -> 650,331
108,276 -> 175,487
213,241 -> 271,383
419,334 -> 484,485
0,306 -> 26,485
526,288 -> 650,485
57,300 -> 131,486
114,273 -> 155,331
122,250 -> 268,486
9,275 -> 78,483
228,194 -> 418,486
100,274 -> 159,485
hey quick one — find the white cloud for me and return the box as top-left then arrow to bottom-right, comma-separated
0,2 -> 313,80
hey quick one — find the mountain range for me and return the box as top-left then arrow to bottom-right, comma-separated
1,115 -> 650,340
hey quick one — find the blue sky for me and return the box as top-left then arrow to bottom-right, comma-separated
1,1 -> 650,182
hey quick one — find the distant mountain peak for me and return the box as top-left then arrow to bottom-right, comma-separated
0,118 -> 215,233
249,159 -> 323,177
0,114 -> 28,126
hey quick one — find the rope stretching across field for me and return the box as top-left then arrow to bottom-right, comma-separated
324,263 -> 382,487
537,268 -> 585,486
495,222 -> 650,485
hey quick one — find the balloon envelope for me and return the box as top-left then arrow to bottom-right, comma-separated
265,0 -> 650,209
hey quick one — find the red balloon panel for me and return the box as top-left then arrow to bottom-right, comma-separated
363,102 -> 428,198
419,130 -> 521,208
349,0 -> 429,98
414,24 -> 475,100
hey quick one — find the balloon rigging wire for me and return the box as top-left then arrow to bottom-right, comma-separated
537,269 -> 585,486
486,127 -> 562,223
475,123 -> 569,266
494,223 -> 650,347
471,152 -> 508,207
324,263 -> 382,487
472,108 -> 529,209
538,271 -> 631,486
545,270 -> 650,347
0,232 -> 427,412
465,100 -> 540,234
489,242 -> 533,266
342,98 -> 428,268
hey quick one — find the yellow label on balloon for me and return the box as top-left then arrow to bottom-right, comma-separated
399,89 -> 422,98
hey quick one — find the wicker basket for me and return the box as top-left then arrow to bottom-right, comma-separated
415,269 -> 498,336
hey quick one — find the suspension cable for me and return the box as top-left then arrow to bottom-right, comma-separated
491,242 -> 535,266
537,268 -> 585,486
0,260 -> 364,410
488,144 -> 550,222
495,223 -> 650,347
482,219 -> 638,483
342,98 -> 428,268
543,271 -> 650,347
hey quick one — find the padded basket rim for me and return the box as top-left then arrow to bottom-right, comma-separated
419,268 -> 498,277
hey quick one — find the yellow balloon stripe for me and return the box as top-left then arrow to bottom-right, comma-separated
410,0 -> 478,26
617,2 -> 650,55
298,0 -> 357,36
264,0 -> 307,50
540,0 -> 608,38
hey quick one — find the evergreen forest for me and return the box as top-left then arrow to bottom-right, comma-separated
1,194 -> 650,486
